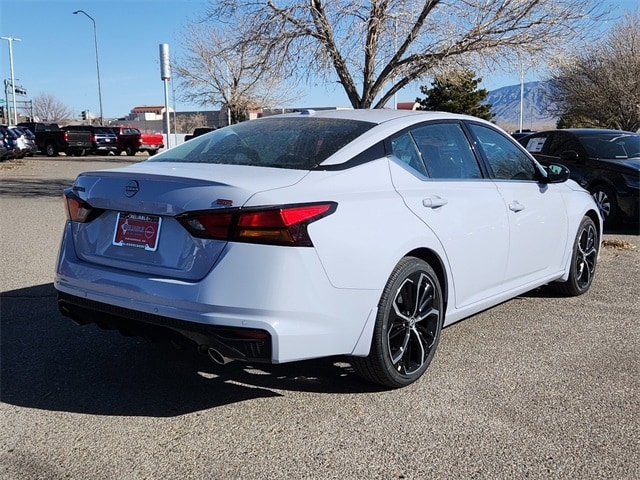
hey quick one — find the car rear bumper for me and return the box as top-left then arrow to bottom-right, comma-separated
94,145 -> 118,152
58,291 -> 273,362
55,232 -> 380,363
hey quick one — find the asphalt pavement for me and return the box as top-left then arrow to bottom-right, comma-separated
1,156 -> 638,479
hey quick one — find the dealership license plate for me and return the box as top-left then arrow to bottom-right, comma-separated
112,212 -> 161,251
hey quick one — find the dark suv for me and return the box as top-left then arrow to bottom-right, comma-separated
62,125 -> 118,155
519,129 -> 639,225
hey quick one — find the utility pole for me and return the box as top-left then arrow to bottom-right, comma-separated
519,64 -> 525,133
73,10 -> 104,125
1,36 -> 22,124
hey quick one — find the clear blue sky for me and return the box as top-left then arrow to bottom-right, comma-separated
1,0 -> 637,120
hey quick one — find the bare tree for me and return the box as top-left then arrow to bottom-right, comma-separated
175,22 -> 298,124
550,13 -> 640,131
31,93 -> 74,123
209,0 -> 605,109
175,113 -> 208,134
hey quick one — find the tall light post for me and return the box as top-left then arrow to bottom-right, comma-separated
73,10 -> 103,125
519,64 -> 525,133
1,36 -> 21,124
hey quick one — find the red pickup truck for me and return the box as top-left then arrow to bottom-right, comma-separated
110,126 -> 164,156
140,132 -> 164,156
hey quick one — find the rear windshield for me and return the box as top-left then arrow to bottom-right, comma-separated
577,133 -> 640,159
94,127 -> 115,135
149,117 -> 375,169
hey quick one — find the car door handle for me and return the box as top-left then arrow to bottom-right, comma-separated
509,201 -> 525,212
423,195 -> 448,208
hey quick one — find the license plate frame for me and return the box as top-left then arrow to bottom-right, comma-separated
112,212 -> 161,252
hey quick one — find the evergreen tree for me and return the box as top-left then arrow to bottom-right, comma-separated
416,71 -> 494,120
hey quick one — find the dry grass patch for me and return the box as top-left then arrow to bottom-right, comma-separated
602,239 -> 635,250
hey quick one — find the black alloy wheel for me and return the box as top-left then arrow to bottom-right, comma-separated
351,257 -> 443,388
552,216 -> 599,296
591,185 -> 618,226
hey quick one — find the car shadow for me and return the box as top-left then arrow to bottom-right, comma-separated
0,178 -> 73,198
604,221 -> 639,235
0,284 -> 382,417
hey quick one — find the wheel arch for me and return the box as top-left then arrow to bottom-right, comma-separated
586,178 -> 616,194
404,247 -> 449,317
558,207 -> 602,283
585,208 -> 601,235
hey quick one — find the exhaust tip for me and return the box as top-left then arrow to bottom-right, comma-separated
207,347 -> 234,365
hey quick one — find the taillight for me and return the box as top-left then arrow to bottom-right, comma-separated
178,202 -> 337,246
63,131 -> 69,142
63,189 -> 102,223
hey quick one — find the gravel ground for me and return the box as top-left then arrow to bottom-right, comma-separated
1,157 -> 638,480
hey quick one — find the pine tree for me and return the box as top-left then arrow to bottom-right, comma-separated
416,71 -> 494,120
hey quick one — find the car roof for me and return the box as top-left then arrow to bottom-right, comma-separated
275,108 -> 487,126
532,128 -> 637,136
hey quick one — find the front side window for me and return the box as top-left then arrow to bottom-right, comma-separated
469,123 -> 538,181
149,117 -> 375,170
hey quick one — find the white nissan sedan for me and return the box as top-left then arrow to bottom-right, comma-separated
55,110 -> 601,388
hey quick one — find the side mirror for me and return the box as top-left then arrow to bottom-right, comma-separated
545,163 -> 570,183
560,150 -> 580,161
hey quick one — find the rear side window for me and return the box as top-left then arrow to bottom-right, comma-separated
390,133 -> 426,176
522,135 -> 549,154
412,123 -> 482,179
150,117 -> 375,169
547,133 -> 581,156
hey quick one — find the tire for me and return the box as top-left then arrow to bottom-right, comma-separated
351,257 -> 443,388
125,145 -> 135,156
551,216 -> 598,296
45,143 -> 58,157
591,185 -> 618,226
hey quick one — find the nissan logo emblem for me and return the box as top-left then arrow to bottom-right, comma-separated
125,180 -> 140,197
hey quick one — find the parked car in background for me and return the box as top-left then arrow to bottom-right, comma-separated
139,132 -> 164,156
0,125 -> 15,160
62,125 -> 118,155
0,125 -> 20,158
184,127 -> 215,141
55,110 -> 601,389
519,129 -> 640,225
511,130 -> 536,141
9,126 -> 37,157
109,126 -> 142,156
108,126 -> 164,156
0,135 -> 8,160
14,126 -> 37,156
17,122 -> 93,157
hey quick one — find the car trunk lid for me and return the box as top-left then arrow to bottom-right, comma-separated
68,162 -> 308,280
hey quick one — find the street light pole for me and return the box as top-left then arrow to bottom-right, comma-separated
1,36 -> 21,125
73,10 -> 103,125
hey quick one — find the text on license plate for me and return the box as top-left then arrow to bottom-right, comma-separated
112,212 -> 161,251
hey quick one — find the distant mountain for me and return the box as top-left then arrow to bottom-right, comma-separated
487,81 -> 557,132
